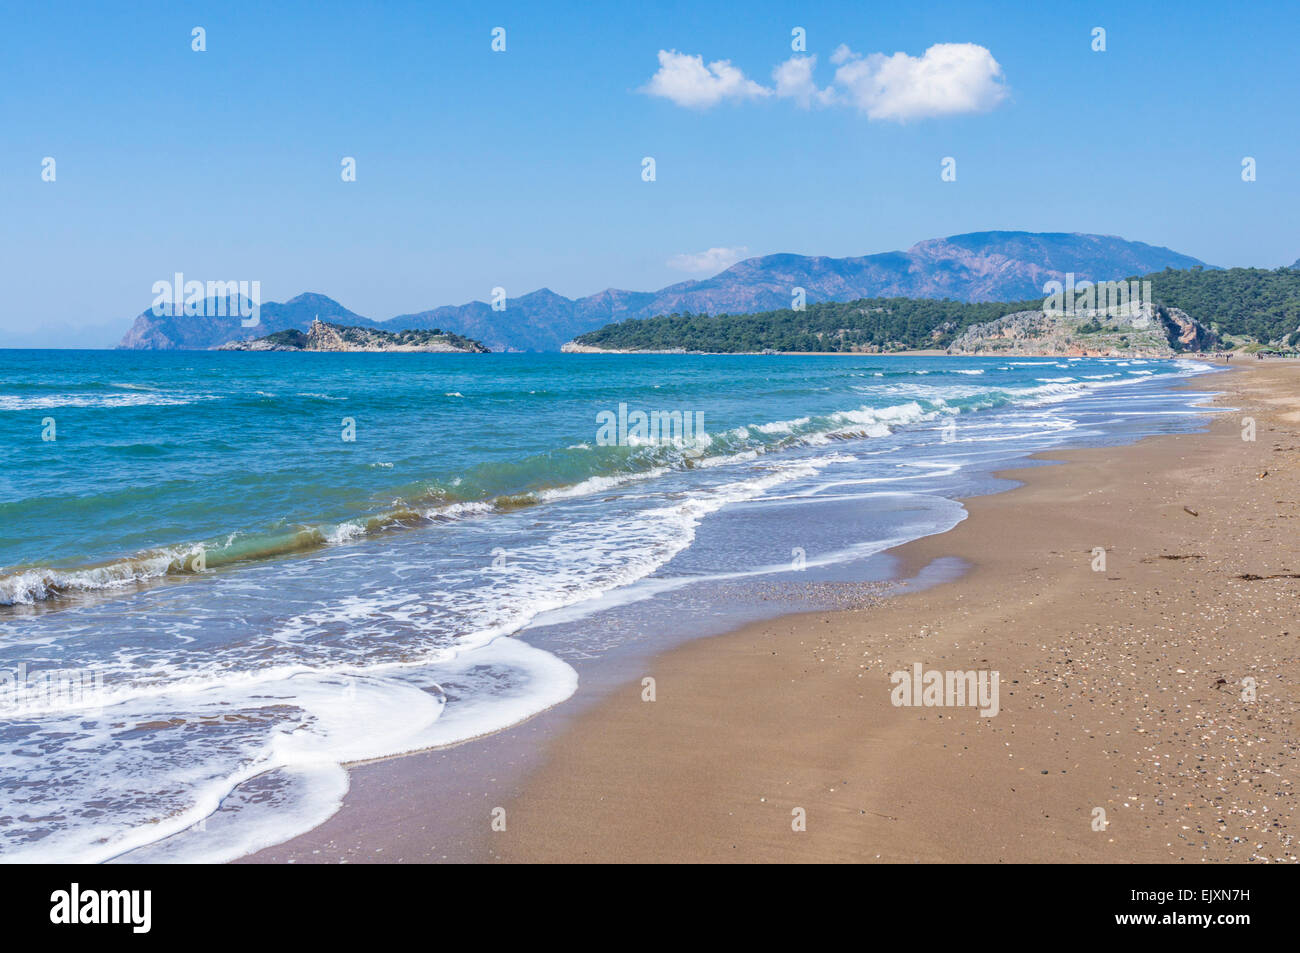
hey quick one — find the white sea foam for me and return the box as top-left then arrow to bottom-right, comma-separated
3,452 -> 840,863
325,522 -> 367,545
537,467 -> 671,502
0,547 -> 199,606
0,392 -> 213,410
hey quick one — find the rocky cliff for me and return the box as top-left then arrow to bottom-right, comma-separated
946,304 -> 1216,357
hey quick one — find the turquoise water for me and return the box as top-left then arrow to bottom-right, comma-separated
0,351 -> 1205,593
0,351 -> 1220,862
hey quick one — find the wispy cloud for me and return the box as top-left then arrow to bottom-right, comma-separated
644,43 -> 1008,121
667,246 -> 750,273
772,54 -> 836,108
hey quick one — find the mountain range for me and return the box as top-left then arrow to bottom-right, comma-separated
117,231 -> 1212,352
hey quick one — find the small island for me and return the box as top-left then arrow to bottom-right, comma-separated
219,317 -> 490,353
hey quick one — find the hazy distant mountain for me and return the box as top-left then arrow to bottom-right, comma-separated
117,232 -> 1211,352
117,293 -> 376,350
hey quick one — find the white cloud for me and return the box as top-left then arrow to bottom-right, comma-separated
643,43 -> 1007,121
667,246 -> 750,274
772,55 -> 833,108
830,43 -> 1008,120
642,50 -> 770,108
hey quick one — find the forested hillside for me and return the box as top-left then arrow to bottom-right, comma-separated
569,267 -> 1300,352
1141,267 -> 1300,345
569,297 -> 1044,353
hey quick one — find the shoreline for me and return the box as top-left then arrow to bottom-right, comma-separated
241,360 -> 1299,864
560,347 -> 1230,358
478,362 -> 1298,863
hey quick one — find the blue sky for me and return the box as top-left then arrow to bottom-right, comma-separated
2,0 -> 1297,345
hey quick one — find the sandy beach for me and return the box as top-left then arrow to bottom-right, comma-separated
244,360 -> 1298,864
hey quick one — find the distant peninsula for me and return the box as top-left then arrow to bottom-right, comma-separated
562,297 -> 1216,358
563,302 -> 1213,358
218,318 -> 490,353
564,267 -> 1300,357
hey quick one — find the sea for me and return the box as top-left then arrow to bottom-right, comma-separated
0,350 -> 1224,862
